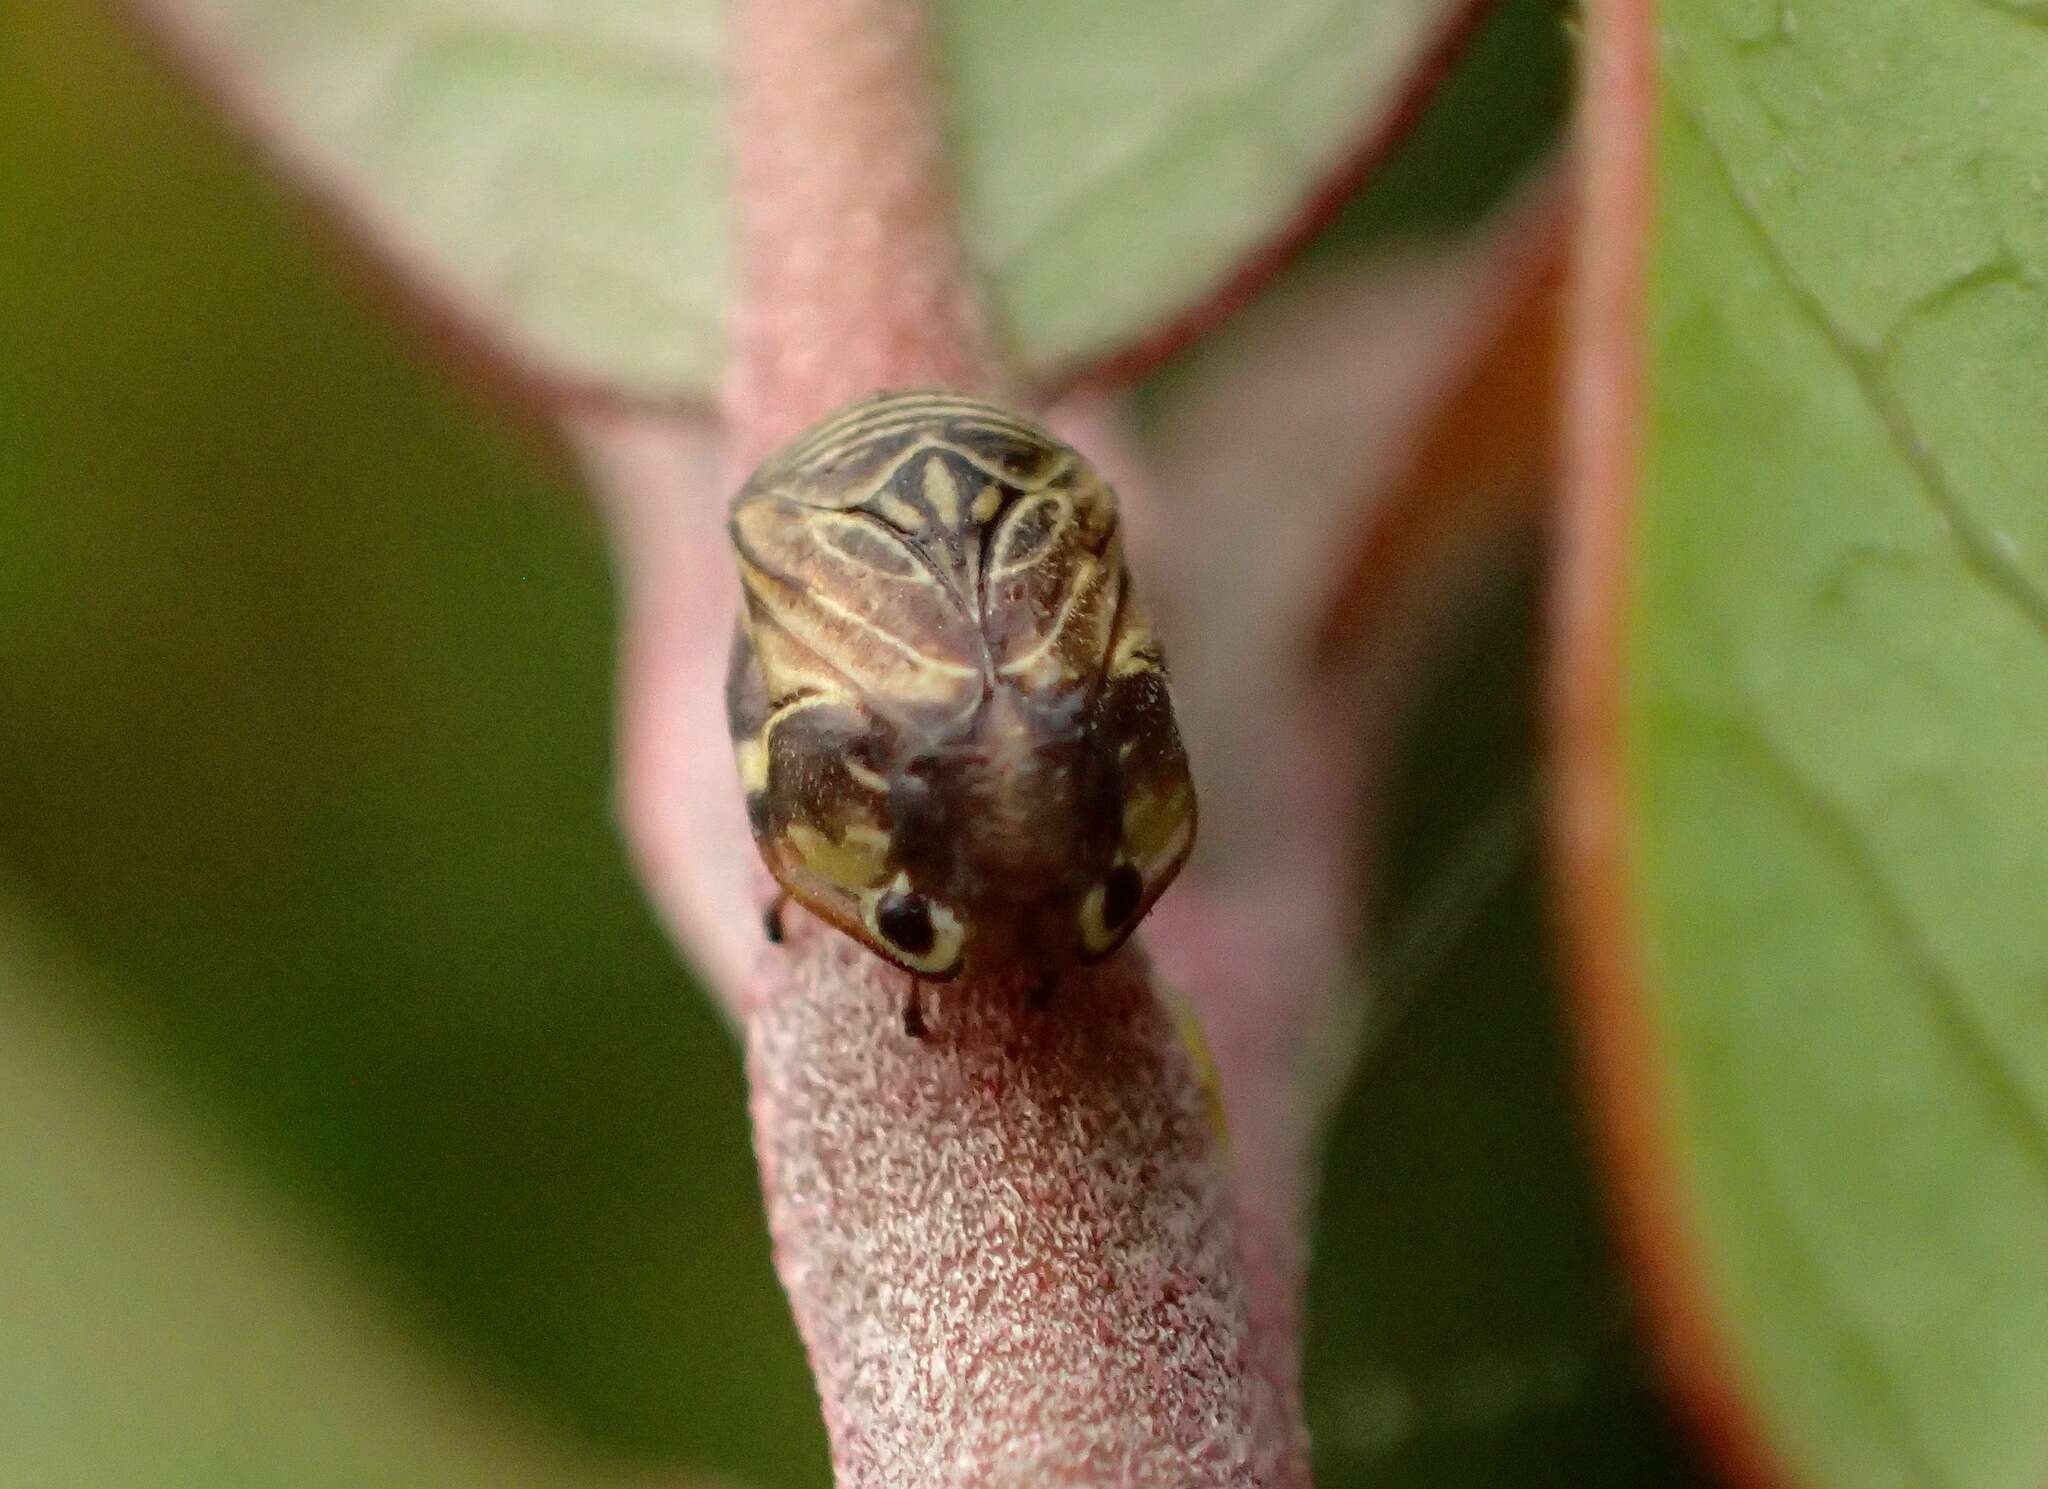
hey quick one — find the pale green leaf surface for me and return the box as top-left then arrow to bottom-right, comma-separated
1,7 -> 825,1476
146,0 -> 1458,399
0,918 -> 643,1489
1633,3 -> 2048,1486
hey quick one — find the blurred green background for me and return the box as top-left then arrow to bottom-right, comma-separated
0,1 -> 1703,1483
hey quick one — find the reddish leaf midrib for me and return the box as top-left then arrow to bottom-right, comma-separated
1548,2 -> 1805,1487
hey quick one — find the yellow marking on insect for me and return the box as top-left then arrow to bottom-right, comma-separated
1124,782 -> 1194,871
1110,610 -> 1162,678
747,691 -> 849,788
920,457 -> 962,527
736,734 -> 769,794
787,433 -> 971,514
787,820 -> 891,893
771,395 -> 916,456
737,557 -> 798,608
1166,991 -> 1229,1148
761,692 -> 840,729
809,510 -> 933,584
1003,648 -> 1070,691
996,554 -> 1105,685
971,483 -> 1003,523
921,899 -> 966,968
783,399 -> 1044,466
754,690 -> 849,759
857,872 -> 966,974
755,573 -> 981,702
759,401 -> 1076,531
844,759 -> 891,793
989,493 -> 1071,580
875,491 -> 926,532
816,462 -> 905,512
1143,817 -> 1194,879
843,821 -> 892,853
747,628 -> 847,709
941,442 -> 1062,492
1078,876 -> 1123,955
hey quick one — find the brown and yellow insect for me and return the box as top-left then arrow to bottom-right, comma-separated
726,391 -> 1196,1032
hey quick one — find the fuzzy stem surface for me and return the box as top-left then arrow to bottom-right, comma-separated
659,0 -> 1299,1480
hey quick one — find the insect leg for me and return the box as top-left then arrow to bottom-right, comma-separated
761,890 -> 789,945
902,978 -> 929,1040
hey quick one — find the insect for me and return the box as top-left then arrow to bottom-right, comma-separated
725,390 -> 1197,1035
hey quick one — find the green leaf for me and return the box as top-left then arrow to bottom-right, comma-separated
130,0 -> 1471,400
1307,567 -> 1707,1488
0,6 -> 824,1479
0,914 -> 643,1489
1300,0 -> 1569,256
1622,2 -> 2048,1484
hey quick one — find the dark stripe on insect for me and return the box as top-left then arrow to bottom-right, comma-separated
734,518 -> 970,641
770,396 -> 1043,463
778,425 -> 1049,488
771,404 -> 1054,474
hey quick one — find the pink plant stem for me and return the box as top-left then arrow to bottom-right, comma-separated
723,0 -> 1003,470
588,86 -> 1562,1486
593,0 -> 1298,1482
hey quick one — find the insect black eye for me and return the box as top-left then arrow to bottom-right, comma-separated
1102,863 -> 1144,928
1078,860 -> 1149,957
875,888 -> 936,956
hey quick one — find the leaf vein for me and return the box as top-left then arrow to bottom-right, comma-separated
1670,97 -> 2048,645
1690,954 -> 1952,1489
1725,716 -> 2048,1186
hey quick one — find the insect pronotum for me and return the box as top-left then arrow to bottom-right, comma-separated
726,391 -> 1197,1034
